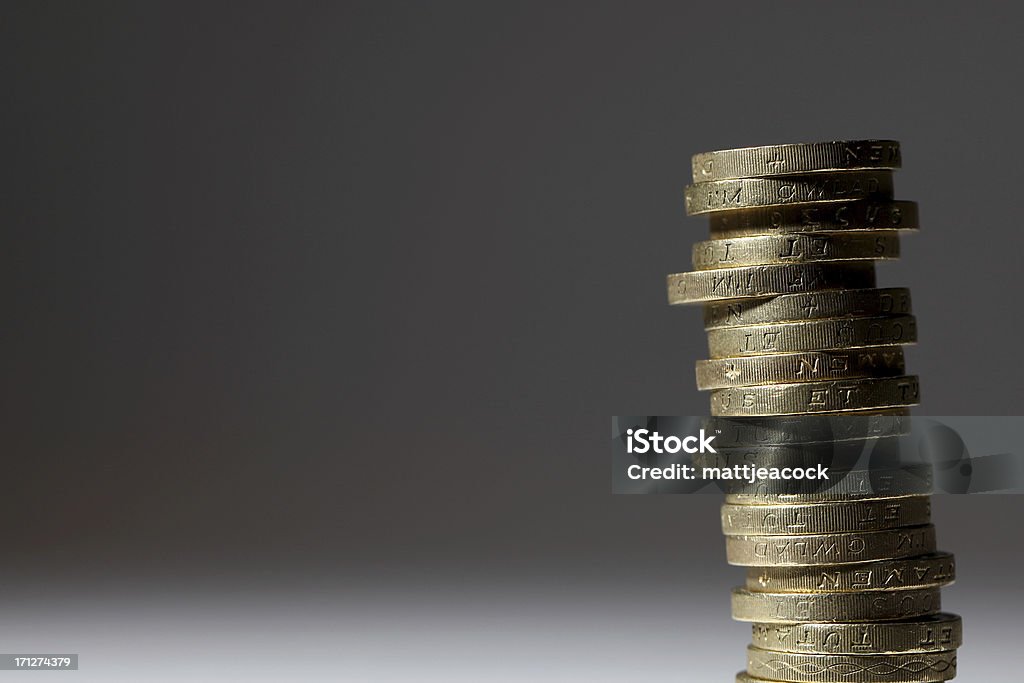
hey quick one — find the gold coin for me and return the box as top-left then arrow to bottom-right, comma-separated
710,376 -> 920,417
750,614 -> 962,655
668,263 -> 876,305
685,171 -> 894,216
723,464 -> 933,504
745,647 -> 956,682
731,586 -> 941,623
693,232 -> 900,270
708,200 -> 918,236
705,413 -> 911,447
696,438 -> 898,471
704,288 -> 911,329
747,552 -> 955,592
725,525 -> 936,567
721,497 -> 931,536
697,347 -> 906,389
706,316 -> 916,358
692,140 -> 901,182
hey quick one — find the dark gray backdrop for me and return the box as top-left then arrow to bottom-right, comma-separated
2,2 -> 1020,680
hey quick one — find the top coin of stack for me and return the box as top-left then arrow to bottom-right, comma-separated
667,140 -> 920,416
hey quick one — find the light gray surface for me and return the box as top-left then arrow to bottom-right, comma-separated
1,1 -> 1021,679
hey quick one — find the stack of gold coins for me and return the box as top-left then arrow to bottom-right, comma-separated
667,141 -> 961,682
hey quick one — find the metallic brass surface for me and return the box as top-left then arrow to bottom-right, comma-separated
721,497 -> 931,536
692,232 -> 900,270
697,347 -> 906,389
724,465 -> 933,504
704,288 -> 911,329
750,615 -> 962,655
706,317 -> 916,358
696,440 -> 899,471
747,552 -> 955,592
692,141 -> 901,182
745,647 -> 956,683
709,200 -> 918,236
706,414 -> 911,446
725,526 -> 936,567
710,376 -> 920,417
685,171 -> 894,215
668,263 -> 877,305
731,587 -> 942,623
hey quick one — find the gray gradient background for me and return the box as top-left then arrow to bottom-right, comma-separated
2,1 -> 1022,680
